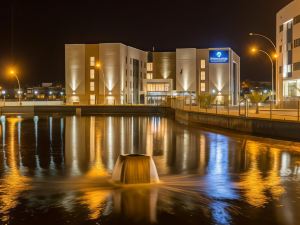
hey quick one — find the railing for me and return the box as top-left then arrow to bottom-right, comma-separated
167,96 -> 300,122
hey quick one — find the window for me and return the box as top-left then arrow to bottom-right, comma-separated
90,69 -> 95,79
141,61 -> 143,67
146,83 -> 169,92
90,95 -> 95,105
200,60 -> 205,69
294,15 -> 300,25
287,42 -> 292,51
294,62 -> 300,71
279,45 -> 282,52
90,57 -> 95,66
288,21 -> 292,29
279,24 -> 283,32
147,63 -> 153,72
200,83 -> 205,92
279,66 -> 283,74
130,58 -> 132,64
90,82 -> 95,91
294,38 -> 300,48
200,71 -> 205,81
288,64 -> 292,73
147,73 -> 153,79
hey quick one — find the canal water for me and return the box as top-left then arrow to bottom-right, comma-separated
0,115 -> 300,225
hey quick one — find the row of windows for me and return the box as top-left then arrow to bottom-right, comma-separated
295,38 -> 300,48
279,62 -> 300,74
147,83 -> 170,92
279,39 -> 300,52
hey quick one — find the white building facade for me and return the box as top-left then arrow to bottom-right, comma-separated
66,44 -> 240,105
277,0 -> 300,101
65,43 -> 147,105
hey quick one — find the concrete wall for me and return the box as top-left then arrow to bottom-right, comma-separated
176,48 -> 197,91
65,44 -> 86,104
153,52 -> 176,84
174,109 -> 300,141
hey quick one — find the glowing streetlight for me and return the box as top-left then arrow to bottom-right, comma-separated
8,67 -> 22,106
250,47 -> 275,101
249,32 -> 278,101
1,90 -> 6,106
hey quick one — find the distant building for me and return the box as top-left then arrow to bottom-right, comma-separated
277,0 -> 300,100
65,43 -> 240,105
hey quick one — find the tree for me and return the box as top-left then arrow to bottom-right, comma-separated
245,90 -> 270,114
198,93 -> 216,109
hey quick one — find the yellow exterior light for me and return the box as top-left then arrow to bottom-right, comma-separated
251,47 -> 257,54
273,53 -> 278,59
96,62 -> 101,68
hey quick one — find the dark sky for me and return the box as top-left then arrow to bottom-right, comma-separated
0,0 -> 293,88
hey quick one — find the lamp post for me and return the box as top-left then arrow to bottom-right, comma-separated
96,62 -> 106,104
2,90 -> 6,106
9,69 -> 22,106
249,33 -> 277,101
251,48 -> 276,101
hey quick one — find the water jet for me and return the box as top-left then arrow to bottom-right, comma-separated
112,154 -> 159,184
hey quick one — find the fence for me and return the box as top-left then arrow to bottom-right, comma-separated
164,96 -> 300,122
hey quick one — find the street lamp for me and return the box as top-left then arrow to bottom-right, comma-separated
96,62 -> 106,104
9,68 -> 22,106
249,33 -> 276,50
250,47 -> 277,101
2,90 -> 6,106
249,32 -> 277,101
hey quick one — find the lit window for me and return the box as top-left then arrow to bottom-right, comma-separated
200,71 -> 205,81
90,69 -> 95,79
147,73 -> 153,79
90,95 -> 95,105
90,82 -> 95,91
147,63 -> 153,72
201,60 -> 205,69
288,64 -> 292,73
201,83 -> 205,92
90,57 -> 95,66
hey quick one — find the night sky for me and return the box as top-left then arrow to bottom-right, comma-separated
0,0 -> 293,88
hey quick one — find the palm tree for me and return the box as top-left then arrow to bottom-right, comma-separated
245,90 -> 270,114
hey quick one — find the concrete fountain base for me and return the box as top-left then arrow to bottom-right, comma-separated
112,154 -> 159,184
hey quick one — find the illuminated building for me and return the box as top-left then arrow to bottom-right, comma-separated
277,0 -> 300,100
146,48 -> 240,105
65,44 -> 240,105
65,43 -> 147,105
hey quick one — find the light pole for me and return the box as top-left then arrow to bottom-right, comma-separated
2,90 -> 6,106
9,69 -> 22,106
96,62 -> 106,104
249,33 -> 278,101
251,48 -> 277,101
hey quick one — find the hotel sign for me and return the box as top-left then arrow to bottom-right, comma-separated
209,50 -> 229,64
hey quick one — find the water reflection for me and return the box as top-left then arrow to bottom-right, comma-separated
0,117 -> 30,223
0,116 -> 300,225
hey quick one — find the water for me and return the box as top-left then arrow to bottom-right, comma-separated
0,115 -> 300,225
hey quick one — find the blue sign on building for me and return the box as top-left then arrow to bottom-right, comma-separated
209,50 -> 229,63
